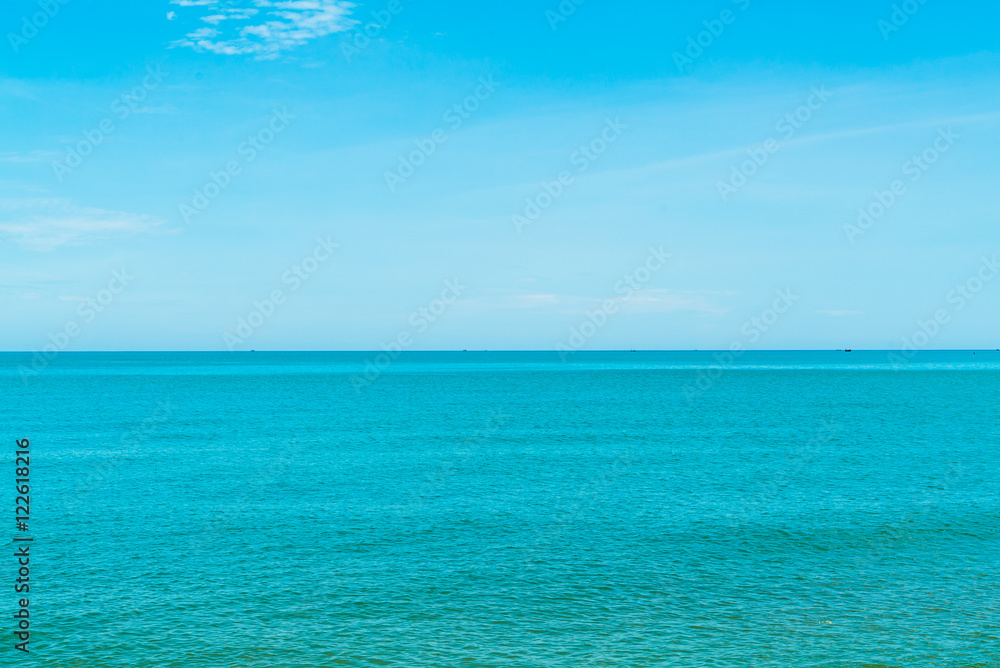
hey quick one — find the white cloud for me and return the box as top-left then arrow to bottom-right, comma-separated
0,150 -> 61,163
465,289 -> 729,315
171,0 -> 355,60
167,11 -> 176,20
617,289 -> 729,315
0,79 -> 40,101
128,104 -> 178,115
0,198 -> 165,251
815,309 -> 863,316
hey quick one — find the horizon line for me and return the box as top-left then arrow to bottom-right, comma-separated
2,349 -> 999,354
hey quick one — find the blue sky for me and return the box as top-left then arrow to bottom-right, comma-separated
2,0 -> 999,351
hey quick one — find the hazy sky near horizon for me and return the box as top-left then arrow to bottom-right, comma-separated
2,0 -> 999,351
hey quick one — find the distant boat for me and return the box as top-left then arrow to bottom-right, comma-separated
845,349 -> 852,352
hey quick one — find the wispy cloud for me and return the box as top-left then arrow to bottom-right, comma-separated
0,150 -> 61,163
0,198 -> 166,251
129,104 -> 178,115
170,0 -> 356,60
617,288 -> 730,315
466,289 -> 729,315
0,78 -> 41,101
815,309 -> 863,316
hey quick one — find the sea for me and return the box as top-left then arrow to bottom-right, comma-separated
2,351 -> 998,666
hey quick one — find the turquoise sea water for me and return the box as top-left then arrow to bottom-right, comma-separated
3,351 -> 999,666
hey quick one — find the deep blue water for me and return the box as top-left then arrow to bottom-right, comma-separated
2,351 -> 998,666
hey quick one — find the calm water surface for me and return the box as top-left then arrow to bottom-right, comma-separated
2,351 -> 998,666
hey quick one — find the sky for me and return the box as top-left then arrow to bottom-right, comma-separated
1,0 -> 999,352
